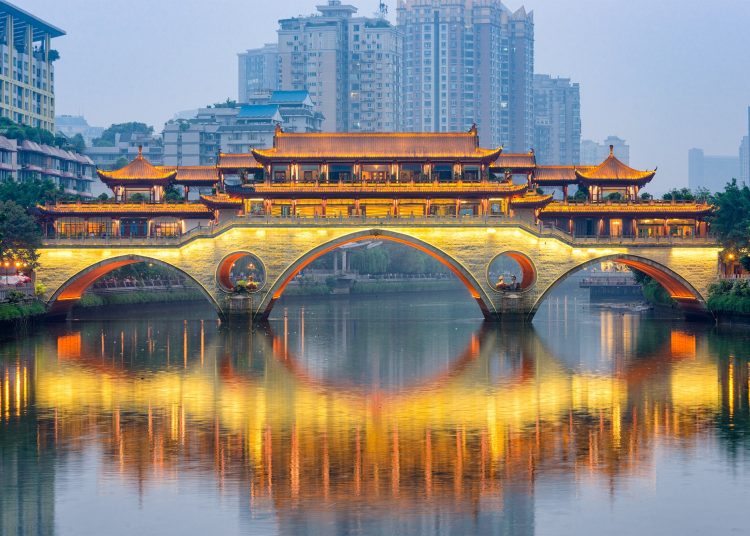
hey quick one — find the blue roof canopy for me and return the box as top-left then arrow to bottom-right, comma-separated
238,104 -> 281,119
269,91 -> 311,105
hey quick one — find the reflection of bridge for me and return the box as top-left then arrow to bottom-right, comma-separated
3,316 -> 744,526
36,219 -> 720,321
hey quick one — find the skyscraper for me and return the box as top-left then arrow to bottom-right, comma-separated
396,0 -> 534,150
688,147 -> 739,192
237,44 -> 279,103
276,1 -> 402,132
533,74 -> 580,165
740,136 -> 749,185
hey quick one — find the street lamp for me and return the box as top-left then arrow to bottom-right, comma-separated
3,261 -> 8,286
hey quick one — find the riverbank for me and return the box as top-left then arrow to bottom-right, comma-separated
75,289 -> 206,309
0,300 -> 47,326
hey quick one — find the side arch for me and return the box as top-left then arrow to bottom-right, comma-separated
256,228 -> 495,319
46,254 -> 222,315
527,254 -> 711,322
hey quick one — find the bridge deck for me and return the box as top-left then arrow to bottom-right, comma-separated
40,215 -> 718,249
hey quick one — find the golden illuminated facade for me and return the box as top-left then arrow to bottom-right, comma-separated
32,129 -> 720,321
36,129 -> 713,240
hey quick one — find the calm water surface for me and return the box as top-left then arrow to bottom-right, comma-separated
1,290 -> 750,535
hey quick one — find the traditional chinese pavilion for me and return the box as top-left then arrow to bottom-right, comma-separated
35,128 -> 713,239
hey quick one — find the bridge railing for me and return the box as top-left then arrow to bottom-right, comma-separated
41,214 -> 717,248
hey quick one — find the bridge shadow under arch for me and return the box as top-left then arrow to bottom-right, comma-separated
528,253 -> 711,322
258,228 -> 494,320
46,254 -> 222,316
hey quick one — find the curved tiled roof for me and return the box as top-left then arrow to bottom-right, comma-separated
492,152 -> 536,169
200,194 -> 243,209
36,202 -> 212,217
540,201 -> 713,217
252,130 -> 502,161
510,192 -> 554,208
97,148 -> 176,183
534,165 -> 593,184
576,147 -> 655,184
173,166 -> 219,184
217,153 -> 262,169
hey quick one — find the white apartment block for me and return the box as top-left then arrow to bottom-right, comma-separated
277,1 -> 401,132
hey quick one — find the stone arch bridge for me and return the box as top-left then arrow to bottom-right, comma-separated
35,219 -> 720,321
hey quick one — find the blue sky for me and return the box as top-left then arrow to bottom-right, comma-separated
15,0 -> 750,193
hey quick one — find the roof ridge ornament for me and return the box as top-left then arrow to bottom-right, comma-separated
137,144 -> 143,158
609,144 -> 614,157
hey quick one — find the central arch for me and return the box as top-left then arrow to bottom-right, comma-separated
46,254 -> 222,315
257,228 -> 494,319
528,253 -> 711,321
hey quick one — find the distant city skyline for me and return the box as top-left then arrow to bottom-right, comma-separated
14,0 -> 750,193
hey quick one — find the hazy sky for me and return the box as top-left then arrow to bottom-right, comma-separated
14,0 -> 750,192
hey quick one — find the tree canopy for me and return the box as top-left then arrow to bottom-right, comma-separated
662,187 -> 695,201
93,122 -> 154,147
0,177 -> 59,209
710,179 -> 750,259
0,200 -> 42,267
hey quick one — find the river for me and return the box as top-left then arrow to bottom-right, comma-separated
1,288 -> 749,535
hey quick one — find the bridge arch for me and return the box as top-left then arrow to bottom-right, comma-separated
46,254 -> 222,315
528,253 -> 711,322
257,228 -> 494,319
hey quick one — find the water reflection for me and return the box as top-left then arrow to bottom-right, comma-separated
1,295 -> 749,535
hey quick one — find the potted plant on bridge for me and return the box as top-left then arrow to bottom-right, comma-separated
228,276 -> 258,314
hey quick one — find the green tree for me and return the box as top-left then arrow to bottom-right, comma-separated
662,187 -> 695,201
93,122 -> 154,147
0,200 -> 42,267
113,156 -> 129,169
710,179 -> 750,255
67,133 -> 86,152
0,177 -> 58,209
350,247 -> 390,274
209,99 -> 237,109
572,184 -> 589,201
164,184 -> 184,202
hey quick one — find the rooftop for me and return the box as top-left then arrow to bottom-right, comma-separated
0,0 -> 65,39
237,104 -> 282,120
253,129 -> 502,161
576,146 -> 655,184
97,147 -> 176,183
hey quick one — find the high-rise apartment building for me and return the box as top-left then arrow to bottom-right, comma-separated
396,0 -> 533,150
0,1 -> 64,132
688,147 -> 739,192
740,136 -> 749,185
581,136 -> 630,166
533,74 -> 580,165
276,1 -> 401,132
237,44 -> 279,103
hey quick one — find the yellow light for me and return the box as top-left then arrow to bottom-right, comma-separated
486,228 -> 496,234
728,253 -> 735,260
